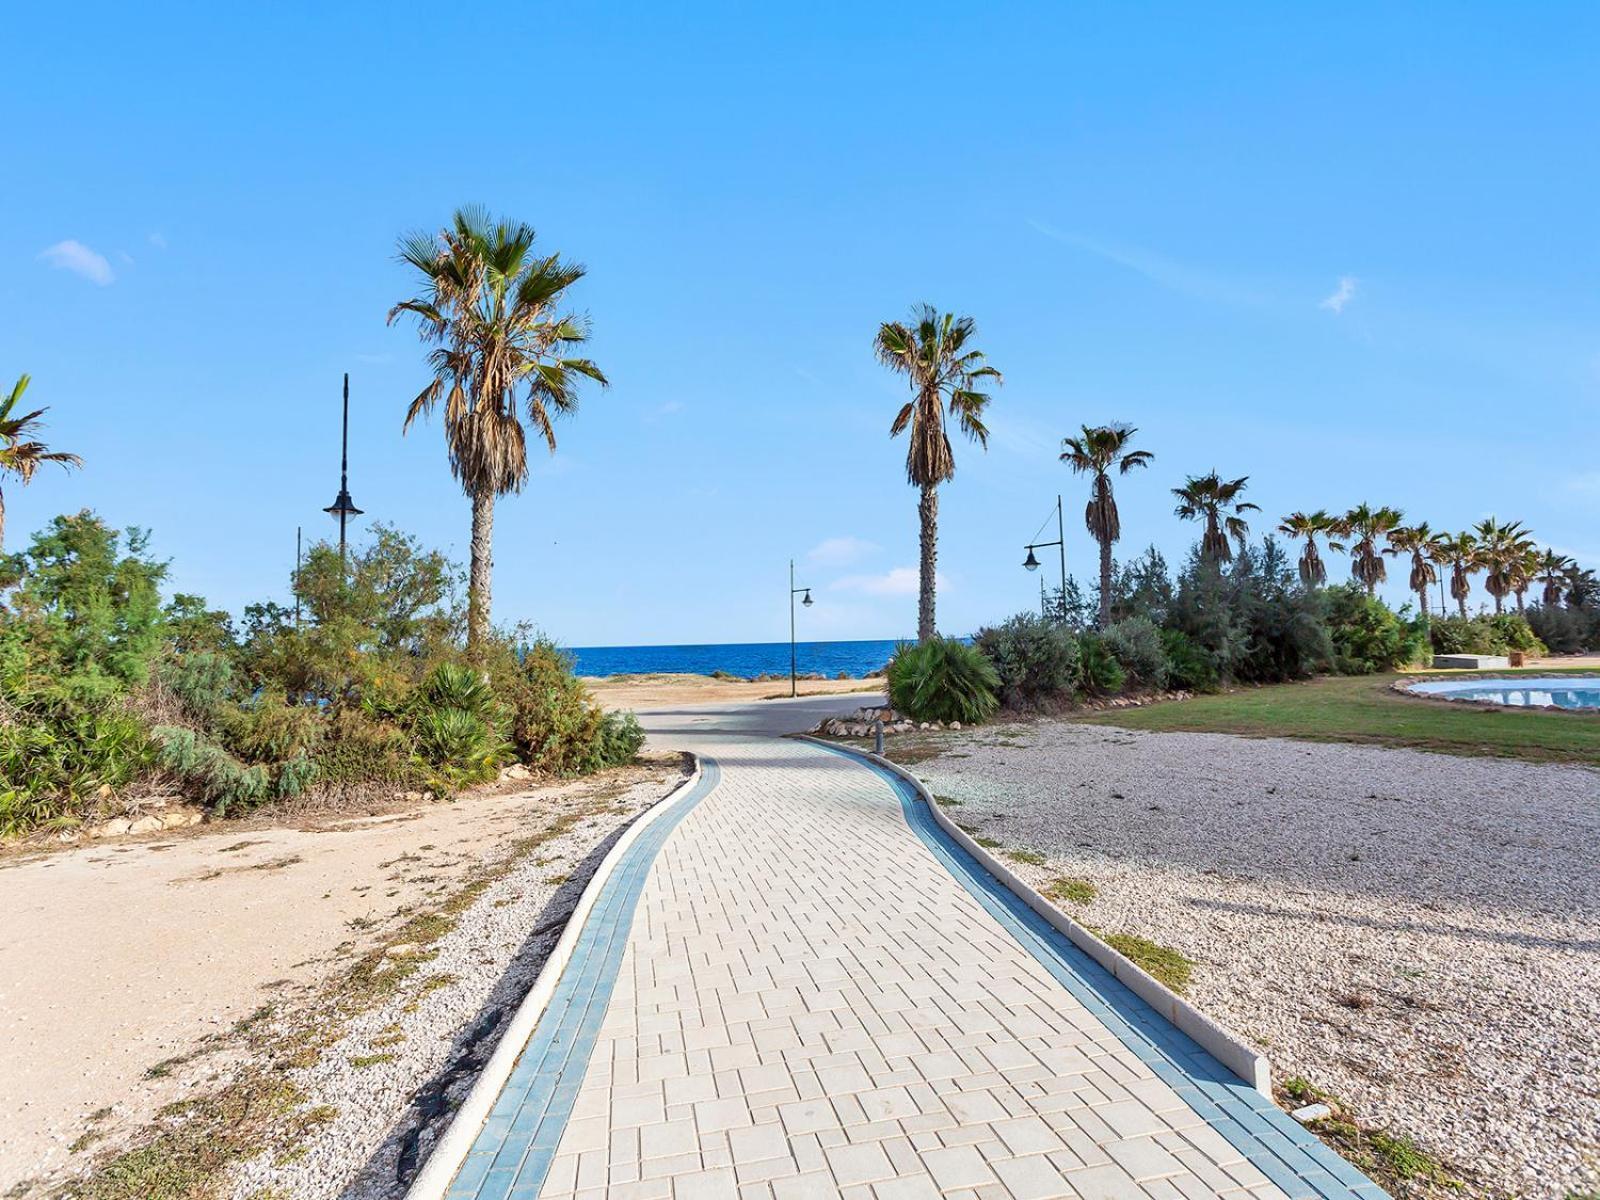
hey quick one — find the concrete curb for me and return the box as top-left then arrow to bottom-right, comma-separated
403,756 -> 708,1200
799,734 -> 1272,1096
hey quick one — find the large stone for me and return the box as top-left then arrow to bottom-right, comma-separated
127,816 -> 163,835
95,818 -> 132,837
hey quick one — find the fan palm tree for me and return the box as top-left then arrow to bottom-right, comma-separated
1435,532 -> 1482,617
389,208 -> 607,650
1538,551 -> 1573,607
0,375 -> 82,552
1345,503 -> 1404,596
1059,424 -> 1152,627
1472,518 -> 1533,614
1511,546 -> 1543,613
1277,510 -> 1347,588
1565,564 -> 1599,609
1386,523 -> 1440,617
1173,473 -> 1257,565
875,305 -> 1002,641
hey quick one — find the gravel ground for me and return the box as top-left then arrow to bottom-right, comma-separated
914,721 -> 1600,1200
218,763 -> 693,1200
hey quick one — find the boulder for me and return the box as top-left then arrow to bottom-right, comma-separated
95,817 -> 132,837
128,816 -> 163,835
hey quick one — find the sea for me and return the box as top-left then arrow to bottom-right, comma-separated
568,639 -> 902,679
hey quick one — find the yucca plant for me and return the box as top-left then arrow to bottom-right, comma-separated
887,638 -> 999,725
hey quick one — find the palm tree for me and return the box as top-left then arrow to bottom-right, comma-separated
1386,523 -> 1440,617
1059,425 -> 1152,627
1511,546 -> 1543,613
1565,564 -> 1599,609
1472,518 -> 1533,614
1277,510 -> 1347,588
1436,532 -> 1482,617
1345,503 -> 1404,596
389,208 -> 607,650
875,305 -> 1002,641
1537,551 -> 1573,607
1173,474 -> 1258,565
0,375 -> 82,552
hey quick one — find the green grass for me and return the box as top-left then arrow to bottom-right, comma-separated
1100,933 -> 1194,993
1005,848 -> 1047,866
1079,671 -> 1600,765
1044,876 -> 1097,905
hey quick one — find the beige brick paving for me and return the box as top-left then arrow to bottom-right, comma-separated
536,737 -> 1289,1199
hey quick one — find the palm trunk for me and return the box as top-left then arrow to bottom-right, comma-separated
1097,535 -> 1113,629
0,485 -> 6,555
1457,591 -> 1467,618
1417,586 -> 1429,620
1493,593 -> 1504,614
917,482 -> 938,642
1515,590 -> 1525,614
468,488 -> 495,652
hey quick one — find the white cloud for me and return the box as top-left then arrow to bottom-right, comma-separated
1320,276 -> 1357,314
830,566 -> 945,597
147,232 -> 168,250
807,536 -> 879,567
38,239 -> 115,286
38,240 -> 116,286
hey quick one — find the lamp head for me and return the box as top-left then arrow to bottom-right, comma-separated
1022,547 -> 1041,571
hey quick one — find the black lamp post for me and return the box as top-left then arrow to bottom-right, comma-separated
789,558 -> 814,698
1023,495 -> 1068,624
323,373 -> 363,566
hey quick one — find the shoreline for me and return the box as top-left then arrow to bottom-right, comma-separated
581,671 -> 884,711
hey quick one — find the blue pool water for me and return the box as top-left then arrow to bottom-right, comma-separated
567,639 -> 902,679
1407,675 -> 1600,710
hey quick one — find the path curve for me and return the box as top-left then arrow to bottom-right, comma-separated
432,699 -> 1384,1200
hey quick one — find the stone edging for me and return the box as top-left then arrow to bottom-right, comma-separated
403,756 -> 708,1200
798,735 -> 1272,1096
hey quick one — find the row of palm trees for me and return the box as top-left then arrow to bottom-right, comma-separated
0,374 -> 81,553
865,302 -> 1592,638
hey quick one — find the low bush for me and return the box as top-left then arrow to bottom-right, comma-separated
219,696 -> 323,763
1075,634 -> 1125,696
887,638 -> 1000,724
1484,612 -> 1545,654
974,613 -> 1078,709
1158,628 -> 1217,692
1527,605 -> 1598,654
1100,616 -> 1170,689
596,710 -> 646,767
1429,612 -> 1546,657
1323,585 -> 1427,674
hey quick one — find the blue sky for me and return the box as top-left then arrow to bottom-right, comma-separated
5,3 -> 1597,646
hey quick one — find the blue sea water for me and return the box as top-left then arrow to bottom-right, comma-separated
568,639 -> 902,679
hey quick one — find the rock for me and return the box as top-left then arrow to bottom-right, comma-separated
501,764 -> 531,782
950,722 -> 962,730
1291,1103 -> 1332,1124
160,810 -> 203,829
128,816 -> 164,834
96,818 -> 132,837
384,942 -> 423,959
919,722 -> 931,731
401,791 -> 427,803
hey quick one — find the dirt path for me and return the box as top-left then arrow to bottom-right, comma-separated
582,672 -> 881,711
0,761 -> 684,1189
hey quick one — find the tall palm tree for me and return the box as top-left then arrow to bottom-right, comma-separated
1565,564 -> 1599,609
389,208 -> 607,650
0,375 -> 82,552
1277,510 -> 1347,588
1538,551 -> 1573,608
1172,473 -> 1258,565
1511,546 -> 1543,613
1436,532 -> 1482,617
875,305 -> 1001,641
1059,424 -> 1152,627
1472,518 -> 1533,614
1386,523 -> 1440,617
1345,503 -> 1404,596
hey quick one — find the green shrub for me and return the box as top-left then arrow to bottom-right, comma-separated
974,613 -> 1079,709
1075,635 -> 1126,696
220,696 -> 323,763
153,726 -> 271,816
413,708 -> 503,787
1100,616 -> 1170,689
1527,605 -> 1598,654
1158,629 -> 1217,692
314,706 -> 419,787
596,710 -> 645,767
1429,612 -> 1546,657
887,638 -> 1000,724
495,638 -> 607,774
0,704 -> 156,834
1323,585 -> 1427,674
160,652 -> 235,720
1168,540 -> 1330,685
1484,613 -> 1545,654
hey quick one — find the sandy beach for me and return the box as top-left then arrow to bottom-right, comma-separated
582,672 -> 883,711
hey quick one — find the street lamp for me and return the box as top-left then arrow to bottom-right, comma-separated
789,559 -> 813,698
1022,495 -> 1068,623
323,372 -> 363,566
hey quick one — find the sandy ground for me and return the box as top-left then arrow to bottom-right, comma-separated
0,761 -> 684,1190
913,721 -> 1600,1200
582,671 -> 882,711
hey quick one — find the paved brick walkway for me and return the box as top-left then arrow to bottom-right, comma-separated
444,730 -> 1382,1200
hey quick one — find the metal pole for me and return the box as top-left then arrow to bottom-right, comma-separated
790,559 -> 798,699
294,526 -> 302,629
1056,494 -> 1068,624
338,373 -> 351,567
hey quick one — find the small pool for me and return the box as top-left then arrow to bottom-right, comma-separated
1407,675 -> 1600,710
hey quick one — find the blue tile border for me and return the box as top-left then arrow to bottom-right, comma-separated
444,759 -> 722,1200
811,740 -> 1387,1200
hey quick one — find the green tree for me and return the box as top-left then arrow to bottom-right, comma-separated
390,208 -> 608,651
1172,473 -> 1258,566
1434,531 -> 1482,617
1385,522 -> 1440,618
1472,517 -> 1534,614
1537,550 -> 1573,608
0,375 -> 81,552
1344,503 -> 1403,596
1277,510 -> 1347,588
1059,424 -> 1153,628
875,305 -> 1002,641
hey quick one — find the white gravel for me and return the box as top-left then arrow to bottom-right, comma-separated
226,766 -> 688,1200
916,721 -> 1600,1200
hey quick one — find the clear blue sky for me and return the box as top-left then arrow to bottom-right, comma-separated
6,3 -> 1596,646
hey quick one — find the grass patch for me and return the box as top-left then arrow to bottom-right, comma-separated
972,835 -> 1002,849
1101,932 -> 1194,993
1078,672 -> 1600,765
1278,1077 -> 1461,1192
1005,848 -> 1047,866
932,794 -> 963,808
1044,876 -> 1097,905
348,1052 -> 395,1069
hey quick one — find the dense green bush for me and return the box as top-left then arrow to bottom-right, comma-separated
219,695 -> 323,763
1075,634 -> 1126,695
1485,613 -> 1545,653
1322,585 -> 1427,674
0,703 -> 156,834
974,613 -> 1079,709
1100,616 -> 1170,689
1158,629 -> 1217,692
1527,605 -> 1598,654
1429,612 -> 1545,656
596,711 -> 647,766
1169,540 -> 1329,685
887,638 -> 1000,724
